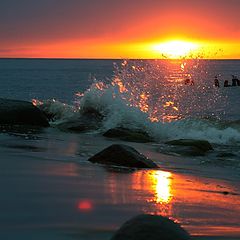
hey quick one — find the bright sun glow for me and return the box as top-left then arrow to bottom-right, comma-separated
152,40 -> 199,59
150,171 -> 172,204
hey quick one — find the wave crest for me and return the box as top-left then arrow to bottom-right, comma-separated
33,60 -> 240,145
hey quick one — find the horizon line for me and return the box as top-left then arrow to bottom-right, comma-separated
1,57 -> 240,61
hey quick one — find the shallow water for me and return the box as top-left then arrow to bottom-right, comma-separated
0,129 -> 239,239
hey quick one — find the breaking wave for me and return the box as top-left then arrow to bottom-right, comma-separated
33,59 -> 240,145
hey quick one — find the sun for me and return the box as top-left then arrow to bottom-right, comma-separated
152,40 -> 199,59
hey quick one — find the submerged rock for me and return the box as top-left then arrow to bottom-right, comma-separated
111,214 -> 191,240
0,98 -> 49,127
88,144 -> 158,169
103,127 -> 154,143
164,139 -> 213,156
0,124 -> 45,137
216,152 -> 236,158
56,116 -> 101,132
55,107 -> 103,132
166,139 -> 213,151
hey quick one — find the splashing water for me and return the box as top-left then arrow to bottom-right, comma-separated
75,59 -> 226,123
34,59 -> 240,144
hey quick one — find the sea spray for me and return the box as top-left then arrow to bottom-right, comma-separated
33,59 -> 240,145
33,98 -> 76,123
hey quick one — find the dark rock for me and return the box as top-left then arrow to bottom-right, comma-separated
56,107 -> 103,132
56,117 -> 100,132
0,124 -> 44,137
104,166 -> 135,173
111,214 -> 191,240
88,144 -> 158,169
35,100 -> 53,122
164,139 -> 213,156
216,152 -> 236,158
103,127 -> 154,143
0,98 -> 49,127
166,139 -> 213,151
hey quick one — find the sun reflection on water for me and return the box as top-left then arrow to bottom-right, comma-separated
150,171 -> 172,204
105,170 -> 173,209
93,167 -> 240,236
129,170 -> 173,216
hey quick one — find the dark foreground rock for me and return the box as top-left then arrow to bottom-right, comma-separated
103,127 -> 154,143
111,214 -> 191,240
0,124 -> 45,138
0,98 -> 49,127
164,139 -> 213,156
88,144 -> 158,169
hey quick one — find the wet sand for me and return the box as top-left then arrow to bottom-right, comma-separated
0,132 -> 239,240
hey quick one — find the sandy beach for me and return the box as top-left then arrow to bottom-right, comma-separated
0,129 -> 239,240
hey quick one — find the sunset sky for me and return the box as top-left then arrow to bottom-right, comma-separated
0,0 -> 240,59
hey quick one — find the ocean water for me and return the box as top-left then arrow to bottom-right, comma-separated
1,59 -> 240,144
0,58 -> 240,239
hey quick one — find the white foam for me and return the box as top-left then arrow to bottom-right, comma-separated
35,99 -> 77,124
149,119 -> 240,145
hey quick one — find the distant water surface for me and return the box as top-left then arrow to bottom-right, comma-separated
1,58 -> 240,143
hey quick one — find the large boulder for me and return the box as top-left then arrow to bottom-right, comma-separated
88,144 -> 158,169
111,214 -> 191,240
164,139 -> 213,156
0,98 -> 49,127
103,127 -> 154,143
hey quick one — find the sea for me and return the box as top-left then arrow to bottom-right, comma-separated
0,58 -> 239,239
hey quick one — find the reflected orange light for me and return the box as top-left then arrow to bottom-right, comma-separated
78,200 -> 93,212
150,171 -> 173,204
132,170 -> 174,217
112,77 -> 127,93
103,168 -> 240,237
139,93 -> 149,112
130,170 -> 173,216
32,98 -> 43,107
162,114 -> 181,122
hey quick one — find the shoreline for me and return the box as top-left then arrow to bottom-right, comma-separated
0,132 -> 239,239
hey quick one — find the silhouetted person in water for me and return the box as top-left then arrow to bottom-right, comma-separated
224,80 -> 229,87
232,75 -> 238,86
232,75 -> 240,86
237,78 -> 240,86
214,76 -> 220,87
184,78 -> 190,85
184,78 -> 194,85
